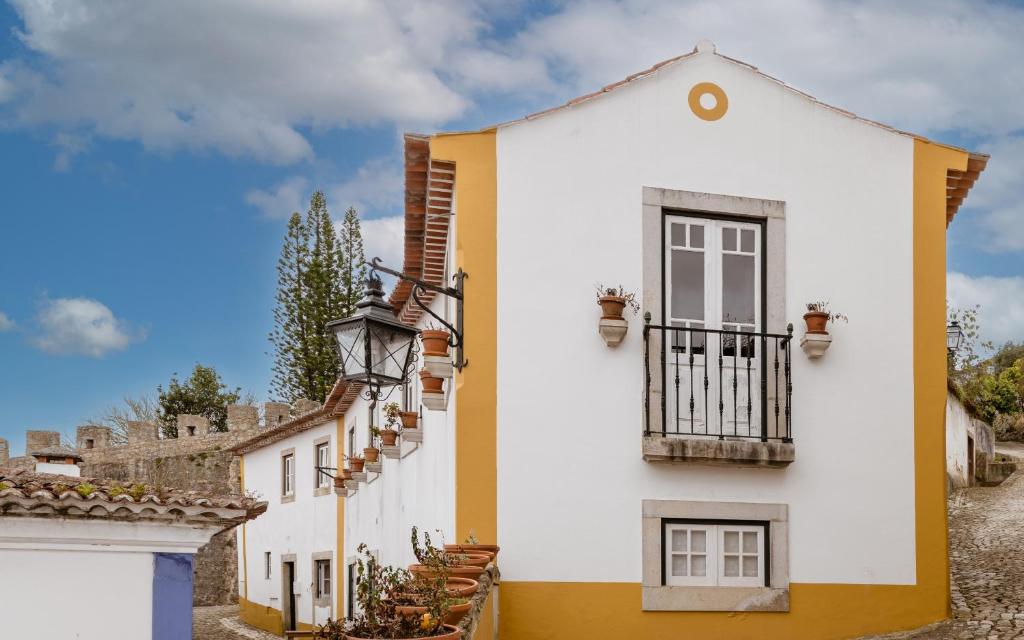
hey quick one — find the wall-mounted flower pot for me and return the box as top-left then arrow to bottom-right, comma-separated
803,311 -> 829,334
400,412 -> 419,429
421,329 -> 452,356
381,429 -> 398,447
419,369 -> 444,393
424,353 -> 454,379
349,458 -> 365,473
363,447 -> 380,463
800,332 -> 832,358
396,601 -> 472,626
598,295 -> 627,319
598,317 -> 629,346
341,468 -> 353,481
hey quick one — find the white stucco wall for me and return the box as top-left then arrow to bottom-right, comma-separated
241,420 -> 339,627
0,548 -> 153,640
946,391 -> 973,488
342,291 -> 458,584
494,51 -> 917,585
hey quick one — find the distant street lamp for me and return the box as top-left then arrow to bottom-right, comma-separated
947,320 -> 965,353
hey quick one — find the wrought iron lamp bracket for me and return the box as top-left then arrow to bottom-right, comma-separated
369,257 -> 468,371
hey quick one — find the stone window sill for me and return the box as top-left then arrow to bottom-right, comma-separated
642,585 -> 789,612
642,435 -> 794,468
280,494 -> 295,504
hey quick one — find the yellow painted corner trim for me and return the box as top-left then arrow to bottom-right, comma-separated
336,417 -> 346,614
240,456 -> 248,600
429,131 -> 498,544
239,597 -> 284,636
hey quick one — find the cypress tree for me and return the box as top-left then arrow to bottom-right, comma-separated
303,191 -> 344,402
338,206 -> 367,315
270,211 -> 312,402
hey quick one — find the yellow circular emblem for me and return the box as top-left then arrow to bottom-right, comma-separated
688,82 -> 728,121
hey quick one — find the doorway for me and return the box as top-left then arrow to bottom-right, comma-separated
282,560 -> 297,631
968,435 -> 976,485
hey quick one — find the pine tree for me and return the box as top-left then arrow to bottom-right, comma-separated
338,206 -> 367,316
157,364 -> 242,438
270,211 -> 312,402
270,193 -> 347,403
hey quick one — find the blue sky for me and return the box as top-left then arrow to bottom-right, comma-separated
2,0 -> 1023,456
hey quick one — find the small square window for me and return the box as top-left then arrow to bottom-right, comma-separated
663,521 -> 765,588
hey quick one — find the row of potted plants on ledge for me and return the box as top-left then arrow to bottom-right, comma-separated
314,528 -> 499,639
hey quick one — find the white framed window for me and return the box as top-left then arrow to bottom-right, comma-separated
663,521 -> 765,588
316,559 -> 332,598
282,453 -> 295,497
264,552 -> 271,580
316,442 -> 331,488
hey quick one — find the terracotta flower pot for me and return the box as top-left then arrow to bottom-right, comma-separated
363,447 -> 380,463
333,476 -> 345,488
803,311 -> 830,335
446,552 -> 491,568
419,369 -> 444,393
400,412 -> 419,429
344,623 -> 462,640
341,468 -> 353,481
381,429 -> 399,446
445,577 -> 480,598
350,458 -> 365,473
443,544 -> 499,561
409,564 -> 486,580
421,329 -> 452,357
396,601 -> 472,626
599,295 -> 626,319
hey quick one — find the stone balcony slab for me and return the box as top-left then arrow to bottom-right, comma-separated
403,429 -> 423,443
642,435 -> 795,468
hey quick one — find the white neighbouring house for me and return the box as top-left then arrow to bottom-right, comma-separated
234,41 -> 990,639
0,464 -> 265,640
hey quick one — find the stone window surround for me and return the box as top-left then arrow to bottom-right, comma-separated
641,187 -> 787,439
642,499 -> 789,612
280,447 -> 296,504
312,551 -> 334,609
312,435 -> 332,497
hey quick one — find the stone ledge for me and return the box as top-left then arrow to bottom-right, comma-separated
402,429 -> 423,444
642,435 -> 795,468
642,585 -> 789,612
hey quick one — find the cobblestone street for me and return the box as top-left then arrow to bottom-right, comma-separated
193,605 -> 279,640
865,471 -> 1024,639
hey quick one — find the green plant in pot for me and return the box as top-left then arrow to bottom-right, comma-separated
365,427 -> 381,463
804,300 -> 848,334
381,402 -> 401,446
595,283 -> 640,320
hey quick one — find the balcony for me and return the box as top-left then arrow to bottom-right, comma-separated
643,322 -> 795,468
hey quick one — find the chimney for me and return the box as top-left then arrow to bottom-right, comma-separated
176,414 -> 210,437
264,402 -> 290,428
0,437 -> 9,466
127,421 -> 159,444
292,398 -> 320,416
226,405 -> 259,431
76,425 -> 112,451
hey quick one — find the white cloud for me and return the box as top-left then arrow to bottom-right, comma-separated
0,311 -> 14,331
329,159 -> 404,218
245,176 -> 310,220
360,215 -> 405,272
0,0 -> 540,163
948,272 -> 1024,346
32,297 -> 143,357
51,131 -> 90,172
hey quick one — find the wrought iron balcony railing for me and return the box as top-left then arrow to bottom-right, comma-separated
643,318 -> 793,443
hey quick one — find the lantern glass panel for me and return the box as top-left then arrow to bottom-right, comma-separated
369,323 -> 415,383
334,322 -> 368,379
946,323 -> 963,351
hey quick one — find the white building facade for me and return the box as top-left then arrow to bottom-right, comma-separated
236,42 -> 988,639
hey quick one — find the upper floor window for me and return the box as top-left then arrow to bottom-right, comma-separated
282,453 -> 295,497
264,552 -> 271,580
316,442 -> 331,488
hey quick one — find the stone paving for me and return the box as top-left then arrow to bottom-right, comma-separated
193,605 -> 279,640
864,471 -> 1024,639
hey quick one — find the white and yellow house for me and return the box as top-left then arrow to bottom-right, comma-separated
234,41 -> 989,639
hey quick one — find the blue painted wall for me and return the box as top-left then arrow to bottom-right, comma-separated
153,553 -> 195,640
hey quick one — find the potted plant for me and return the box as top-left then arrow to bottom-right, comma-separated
801,301 -> 847,358
341,467 -> 353,481
365,429 -> 381,463
400,410 -> 419,430
314,543 -> 462,640
408,527 -> 489,579
803,300 -> 847,334
348,454 -> 365,473
381,402 -> 401,447
595,284 -> 640,347
420,323 -> 452,357
444,531 -> 500,562
420,370 -> 446,411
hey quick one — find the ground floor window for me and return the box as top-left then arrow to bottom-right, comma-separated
316,559 -> 332,598
663,521 -> 766,587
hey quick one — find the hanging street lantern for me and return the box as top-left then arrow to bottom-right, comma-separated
946,320 -> 965,353
327,273 -> 420,393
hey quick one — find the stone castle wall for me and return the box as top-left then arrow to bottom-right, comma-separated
6,400 -> 317,606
